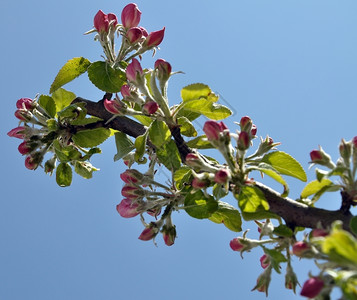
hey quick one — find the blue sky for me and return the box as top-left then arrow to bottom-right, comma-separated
1,1 -> 357,299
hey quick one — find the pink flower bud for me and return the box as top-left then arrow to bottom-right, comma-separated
203,120 -> 228,141
240,116 -> 252,131
230,238 -> 244,251
214,169 -> 230,184
142,101 -> 159,115
120,169 -> 144,184
311,228 -> 328,238
121,3 -> 141,29
237,131 -> 250,150
162,225 -> 176,246
126,27 -> 143,44
121,184 -> 144,199
352,136 -> 357,148
145,27 -> 165,48
300,277 -> 324,298
121,84 -> 132,99
16,98 -> 33,110
147,206 -> 161,218
94,10 -> 109,33
292,241 -> 310,257
260,254 -> 270,269
107,13 -> 118,27
7,126 -> 26,139
15,109 -> 33,122
18,141 -> 31,155
138,223 -> 158,241
310,150 -> 323,162
154,58 -> 172,81
25,155 -> 38,170
251,124 -> 257,136
103,99 -> 123,115
192,177 -> 210,189
139,26 -> 148,37
116,198 -> 141,218
126,58 -> 143,83
185,153 -> 202,168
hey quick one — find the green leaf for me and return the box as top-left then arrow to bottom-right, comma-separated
181,99 -> 232,120
209,201 -> 242,232
114,131 -> 134,162
156,140 -> 181,171
70,116 -> 102,126
261,151 -> 307,182
184,190 -> 218,219
181,83 -> 212,102
350,216 -> 357,236
176,106 -> 201,121
53,141 -> 82,162
177,116 -> 197,137
74,161 -> 98,179
263,248 -> 287,273
300,178 -> 334,198
52,88 -> 77,113
322,224 -> 357,265
273,224 -> 294,237
134,131 -> 148,162
213,183 -> 229,200
236,185 -> 270,213
87,61 -> 126,93
250,163 -> 289,197
50,57 -> 91,93
173,167 -> 192,190
186,135 -> 214,149
148,120 -> 171,148
56,162 -> 72,187
133,115 -> 153,126
38,95 -> 56,118
72,127 -> 110,148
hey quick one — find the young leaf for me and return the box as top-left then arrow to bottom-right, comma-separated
213,183 -> 229,200
273,224 -> 294,237
72,127 -> 111,148
50,57 -> 91,93
52,88 -> 77,113
38,95 -> 56,118
56,162 -> 72,187
300,178 -> 334,199
173,167 -> 192,190
186,135 -> 214,149
134,131 -> 148,162
261,151 -> 307,182
114,132 -> 134,161
156,140 -> 181,171
181,99 -> 232,120
208,201 -> 242,232
87,61 -> 126,93
236,185 -> 269,213
177,116 -> 197,137
181,83 -> 211,102
184,190 -> 218,219
350,216 -> 357,236
74,161 -> 98,179
148,120 -> 171,148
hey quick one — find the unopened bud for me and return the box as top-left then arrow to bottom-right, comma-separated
300,277 -> 324,298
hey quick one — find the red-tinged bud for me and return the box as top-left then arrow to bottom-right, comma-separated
44,156 -> 56,175
18,141 -> 32,155
94,10 -> 109,33
126,58 -> 143,83
138,223 -> 159,241
300,277 -> 324,298
121,3 -> 141,29
24,155 -> 38,170
240,116 -> 252,132
230,238 -> 244,251
162,224 -> 176,246
107,13 -> 118,27
251,124 -> 257,136
120,169 -> 144,184
260,254 -> 270,269
116,198 -> 141,218
126,27 -> 143,44
139,26 -> 148,37
311,228 -> 329,238
214,169 -> 230,184
103,99 -> 123,115
145,27 -> 165,48
310,150 -> 323,162
16,98 -> 33,110
192,177 -> 210,189
292,241 -> 310,257
237,131 -> 250,150
352,136 -> 357,148
7,126 -> 26,139
15,109 -> 33,122
121,84 -> 132,99
154,58 -> 172,81
121,184 -> 144,199
147,206 -> 161,218
203,120 -> 228,142
142,101 -> 159,115
285,263 -> 299,293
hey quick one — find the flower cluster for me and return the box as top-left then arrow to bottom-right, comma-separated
116,168 -> 178,246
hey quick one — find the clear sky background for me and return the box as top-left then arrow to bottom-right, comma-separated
1,1 -> 357,299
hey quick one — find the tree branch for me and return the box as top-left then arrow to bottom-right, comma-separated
72,97 -> 353,231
